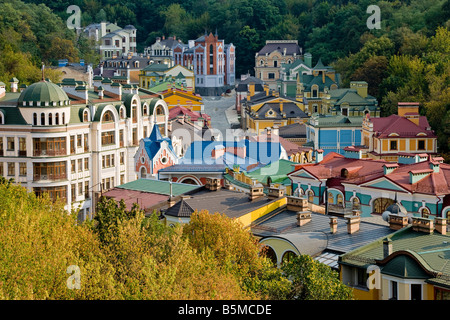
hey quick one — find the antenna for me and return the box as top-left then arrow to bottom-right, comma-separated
41,62 -> 45,81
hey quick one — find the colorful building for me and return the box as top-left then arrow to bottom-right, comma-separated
242,90 -> 308,135
139,64 -> 195,92
255,40 -> 302,90
134,124 -> 178,179
288,150 -> 450,218
361,102 -> 437,162
340,217 -> 450,300
144,36 -> 183,67
173,32 -> 235,96
305,114 -> 364,156
0,75 -> 169,221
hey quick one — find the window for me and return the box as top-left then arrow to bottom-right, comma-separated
84,134 -> 89,152
120,152 -> 125,165
78,182 -> 83,198
33,113 -> 37,125
308,190 -> 314,203
390,281 -> 398,300
70,136 -> 75,154
268,73 -> 275,79
71,160 -> 76,173
78,159 -> 83,172
102,111 -> 114,122
33,137 -> 66,156
33,162 -> 66,181
390,140 -> 398,151
55,113 -> 59,125
71,184 -> 76,200
83,110 -> 89,122
101,131 -> 115,146
34,186 -> 66,202
41,113 -> 45,125
7,137 -> 14,151
7,162 -> 14,176
418,140 -> 425,150
84,183 -> 90,199
411,284 -> 422,300
48,113 -> 52,125
357,268 -> 368,287
281,251 -> 296,265
18,137 -> 26,156
273,60 -> 277,68
19,162 -> 26,176
119,129 -> 124,147
84,158 -> 89,171
0,162 -> 3,176
77,135 -> 82,150
120,174 -> 125,185
62,113 -> 65,124
328,192 -> 334,204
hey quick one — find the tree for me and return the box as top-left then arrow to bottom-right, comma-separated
182,210 -> 291,299
281,254 -> 353,300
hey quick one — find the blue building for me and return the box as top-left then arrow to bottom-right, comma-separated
305,114 -> 363,157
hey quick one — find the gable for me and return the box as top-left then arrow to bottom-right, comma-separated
290,169 -> 318,180
361,177 -> 408,192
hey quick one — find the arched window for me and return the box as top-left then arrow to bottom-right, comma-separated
48,113 -> 52,125
83,110 -> 89,122
41,113 -> 45,125
262,246 -> 277,267
62,113 -> 65,124
421,207 -> 430,218
143,105 -> 148,116
307,190 -> 314,203
102,110 -> 114,122
282,251 -> 297,265
337,194 -> 343,206
328,192 -> 334,204
55,113 -> 59,125
352,197 -> 360,209
209,44 -> 214,65
140,166 -> 146,179
0,113 -> 3,124
33,113 -> 37,126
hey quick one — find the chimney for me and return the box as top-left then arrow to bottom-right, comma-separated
430,161 -> 440,173
411,216 -> 434,234
205,177 -> 221,191
98,86 -> 104,99
0,82 -> 5,98
249,183 -> 264,201
272,125 -> 279,136
10,77 -> 19,93
267,186 -> 284,200
388,214 -> 409,230
286,196 -> 308,212
346,214 -> 360,234
350,81 -> 368,98
398,102 -> 420,125
329,216 -> 338,234
315,149 -> 324,163
383,238 -> 393,258
435,217 -> 447,235
297,212 -> 312,226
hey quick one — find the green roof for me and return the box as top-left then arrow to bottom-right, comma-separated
142,63 -> 170,72
340,227 -> 450,286
247,159 -> 297,184
17,81 -> 69,106
116,179 -> 201,196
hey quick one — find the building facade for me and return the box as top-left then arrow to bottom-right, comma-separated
0,76 -> 168,221
255,40 -> 302,90
173,32 -> 235,96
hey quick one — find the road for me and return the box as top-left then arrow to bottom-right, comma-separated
202,92 -> 241,140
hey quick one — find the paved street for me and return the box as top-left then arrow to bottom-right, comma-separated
202,91 -> 241,140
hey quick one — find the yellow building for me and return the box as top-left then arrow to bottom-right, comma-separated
139,64 -> 195,91
361,102 -> 437,162
340,216 -> 450,300
242,90 -> 308,134
161,87 -> 204,112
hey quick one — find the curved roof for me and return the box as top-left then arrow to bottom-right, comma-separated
18,80 -> 69,106
261,232 -> 328,257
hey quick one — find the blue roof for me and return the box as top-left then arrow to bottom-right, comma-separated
180,139 -> 283,169
143,124 -> 175,158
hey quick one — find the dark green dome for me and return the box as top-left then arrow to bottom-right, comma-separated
18,80 -> 70,106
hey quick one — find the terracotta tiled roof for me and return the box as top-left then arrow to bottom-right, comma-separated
370,114 -> 436,138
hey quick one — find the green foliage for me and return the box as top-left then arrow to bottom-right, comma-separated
281,254 -> 354,300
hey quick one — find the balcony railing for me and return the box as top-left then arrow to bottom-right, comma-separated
33,149 -> 67,157
33,173 -> 67,182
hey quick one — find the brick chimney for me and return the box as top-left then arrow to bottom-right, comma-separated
411,216 -> 434,234
346,214 -> 360,234
267,186 -> 284,200
435,217 -> 447,235
329,216 -> 338,234
287,196 -> 308,212
297,211 -> 312,226
205,177 -> 221,191
388,214 -> 409,230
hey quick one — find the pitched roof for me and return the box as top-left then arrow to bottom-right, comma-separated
252,211 -> 393,254
144,124 -> 175,158
370,114 -> 436,138
258,42 -> 301,55
115,179 -> 201,196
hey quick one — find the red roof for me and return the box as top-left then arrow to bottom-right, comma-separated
169,105 -> 211,122
370,114 -> 436,138
103,188 -> 168,211
291,152 -> 450,196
